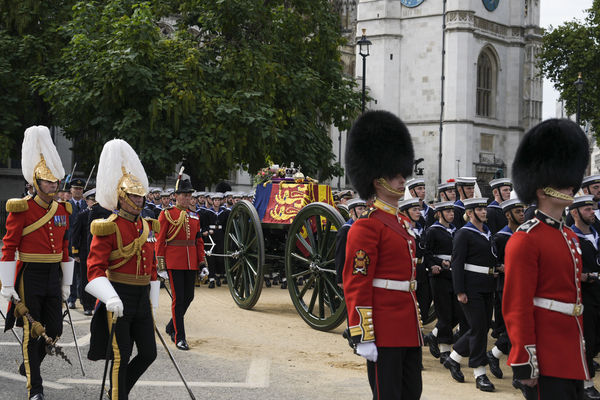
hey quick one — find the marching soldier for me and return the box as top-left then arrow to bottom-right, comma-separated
335,198 -> 367,286
156,175 -> 206,350
0,126 -> 74,400
85,139 -> 160,400
67,177 -> 86,309
504,119 -> 590,399
444,197 -> 496,392
343,110 -> 423,399
203,192 -> 226,288
486,178 -> 512,234
569,195 -> 600,399
423,201 -> 467,365
71,188 -> 98,315
486,198 -> 525,381
399,197 -> 432,327
453,177 -> 477,229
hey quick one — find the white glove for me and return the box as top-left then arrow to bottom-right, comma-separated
356,342 -> 378,362
0,286 -> 20,302
200,267 -> 209,279
158,270 -> 169,280
61,285 -> 70,301
150,280 -> 160,319
106,296 -> 124,318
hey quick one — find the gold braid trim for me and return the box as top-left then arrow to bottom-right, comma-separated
543,187 -> 575,202
6,197 -> 29,213
164,208 -> 187,242
107,219 -> 150,279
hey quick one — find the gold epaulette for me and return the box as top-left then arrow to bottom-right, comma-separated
91,214 -> 118,236
359,207 -> 376,219
59,201 -> 73,215
5,197 -> 30,213
145,218 -> 160,233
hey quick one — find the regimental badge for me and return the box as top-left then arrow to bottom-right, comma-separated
53,215 -> 67,227
352,250 -> 370,276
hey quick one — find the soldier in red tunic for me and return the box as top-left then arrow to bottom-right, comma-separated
85,139 -> 160,400
0,126 -> 74,400
504,119 -> 590,399
155,173 -> 206,350
343,110 -> 422,400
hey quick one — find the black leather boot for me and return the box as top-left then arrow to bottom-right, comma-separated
475,374 -> 495,392
443,357 -> 464,383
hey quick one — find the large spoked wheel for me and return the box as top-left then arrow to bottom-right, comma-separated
336,204 -> 350,221
224,200 -> 265,309
285,202 -> 346,331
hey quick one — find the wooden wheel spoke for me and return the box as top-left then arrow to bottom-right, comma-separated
303,219 -> 317,249
230,259 -> 242,273
294,232 -> 314,256
319,220 -> 332,257
317,278 -> 325,318
232,217 -> 243,246
319,258 -> 335,268
244,257 -> 257,276
246,234 -> 257,250
307,279 -> 319,315
321,278 -> 336,314
299,274 -> 316,299
322,274 -> 343,301
291,268 -> 312,280
325,239 -> 337,260
291,252 -> 311,265
228,232 -> 241,249
233,265 -> 243,294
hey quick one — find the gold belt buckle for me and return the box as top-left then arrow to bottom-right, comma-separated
488,267 -> 495,275
573,304 -> 583,316
409,280 -> 417,292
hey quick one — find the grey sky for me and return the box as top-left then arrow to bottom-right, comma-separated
541,0 -> 593,119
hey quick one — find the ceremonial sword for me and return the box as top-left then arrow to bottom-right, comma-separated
63,301 -> 85,376
0,307 -> 22,345
154,325 -> 197,400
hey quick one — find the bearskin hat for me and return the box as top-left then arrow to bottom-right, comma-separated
215,181 -> 232,193
345,111 -> 414,200
512,119 -> 589,205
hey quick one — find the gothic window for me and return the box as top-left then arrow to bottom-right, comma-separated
476,49 -> 497,118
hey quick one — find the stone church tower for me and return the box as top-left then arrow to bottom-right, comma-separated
345,0 -> 542,196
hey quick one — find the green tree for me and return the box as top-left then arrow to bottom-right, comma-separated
0,0 -> 76,161
33,0 -> 361,185
538,0 -> 600,134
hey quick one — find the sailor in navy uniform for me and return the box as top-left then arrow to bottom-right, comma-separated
486,178 -> 512,234
566,175 -> 600,233
406,178 -> 435,228
569,195 -> 600,400
399,197 -> 431,325
486,198 -> 525,381
335,198 -> 368,286
444,197 -> 497,392
423,201 -> 468,364
438,181 -> 457,203
453,178 -> 477,229
203,192 -> 226,288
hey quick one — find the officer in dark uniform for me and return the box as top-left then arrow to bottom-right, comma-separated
486,198 -> 525,381
569,195 -> 600,399
71,188 -> 98,315
67,177 -> 86,309
453,177 -> 477,229
399,197 -> 431,326
444,197 -> 496,392
0,126 -> 74,400
343,110 -> 422,400
486,178 -> 512,234
335,198 -> 367,286
406,178 -> 435,228
424,201 -> 468,364
566,175 -> 600,233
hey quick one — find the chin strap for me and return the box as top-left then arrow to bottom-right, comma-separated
543,187 -> 574,202
377,178 -> 405,197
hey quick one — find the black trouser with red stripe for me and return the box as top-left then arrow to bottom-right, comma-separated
166,269 -> 196,342
17,262 -> 63,399
109,282 -> 157,400
366,346 -> 422,400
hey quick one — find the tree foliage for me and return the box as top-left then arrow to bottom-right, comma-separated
25,0 -> 361,185
538,0 -> 600,135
